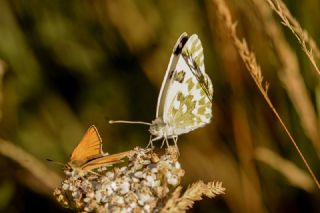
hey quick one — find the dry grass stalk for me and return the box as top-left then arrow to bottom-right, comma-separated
54,146 -> 225,212
0,59 -> 6,121
255,147 -> 314,192
212,0 -> 320,190
266,0 -> 320,75
161,181 -> 225,213
0,138 -> 62,193
105,0 -> 155,52
205,4 -> 265,211
251,0 -> 320,153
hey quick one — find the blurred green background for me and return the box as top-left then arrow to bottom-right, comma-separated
0,0 -> 320,212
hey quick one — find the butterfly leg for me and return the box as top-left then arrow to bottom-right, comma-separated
147,135 -> 154,149
87,170 -> 101,176
76,169 -> 100,181
160,139 -> 164,148
172,135 -> 180,155
163,136 -> 170,148
166,138 -> 170,147
173,135 -> 178,148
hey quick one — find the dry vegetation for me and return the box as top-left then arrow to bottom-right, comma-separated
0,0 -> 319,212
54,147 -> 225,212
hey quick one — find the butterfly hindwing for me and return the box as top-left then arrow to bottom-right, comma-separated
80,151 -> 132,171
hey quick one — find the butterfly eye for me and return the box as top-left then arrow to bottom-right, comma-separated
64,163 -> 72,172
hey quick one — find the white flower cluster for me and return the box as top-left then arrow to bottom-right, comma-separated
54,146 -> 184,213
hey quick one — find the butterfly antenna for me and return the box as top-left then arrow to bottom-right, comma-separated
46,158 -> 65,167
109,120 -> 151,125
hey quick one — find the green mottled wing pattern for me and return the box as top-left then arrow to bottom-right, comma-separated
150,33 -> 213,139
181,35 -> 213,103
164,34 -> 213,135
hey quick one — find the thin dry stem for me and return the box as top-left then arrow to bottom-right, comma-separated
0,139 -> 62,193
251,0 -> 320,153
266,0 -> 320,75
212,0 -> 320,191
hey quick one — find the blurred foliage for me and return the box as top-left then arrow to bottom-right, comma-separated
0,0 -> 320,212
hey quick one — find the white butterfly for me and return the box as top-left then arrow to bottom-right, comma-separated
110,32 -> 213,147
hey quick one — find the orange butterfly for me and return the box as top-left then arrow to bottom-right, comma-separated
67,125 -> 131,172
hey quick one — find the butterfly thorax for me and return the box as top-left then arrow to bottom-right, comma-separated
67,160 -> 86,169
149,117 -> 177,139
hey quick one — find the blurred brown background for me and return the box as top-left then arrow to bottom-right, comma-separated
0,0 -> 320,212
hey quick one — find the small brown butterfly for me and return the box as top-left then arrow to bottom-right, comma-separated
67,125 -> 131,172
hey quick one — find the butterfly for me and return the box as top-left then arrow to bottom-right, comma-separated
110,32 -> 213,147
67,125 -> 131,172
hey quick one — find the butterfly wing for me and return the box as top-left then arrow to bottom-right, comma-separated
81,150 -> 132,171
156,32 -> 189,119
70,125 -> 103,163
156,33 -> 213,135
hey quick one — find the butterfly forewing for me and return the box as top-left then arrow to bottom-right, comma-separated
156,33 -> 191,119
68,126 -> 131,172
70,125 -> 103,162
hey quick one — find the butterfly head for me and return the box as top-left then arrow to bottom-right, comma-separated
64,161 -> 90,178
63,162 -> 72,172
149,118 -> 164,137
